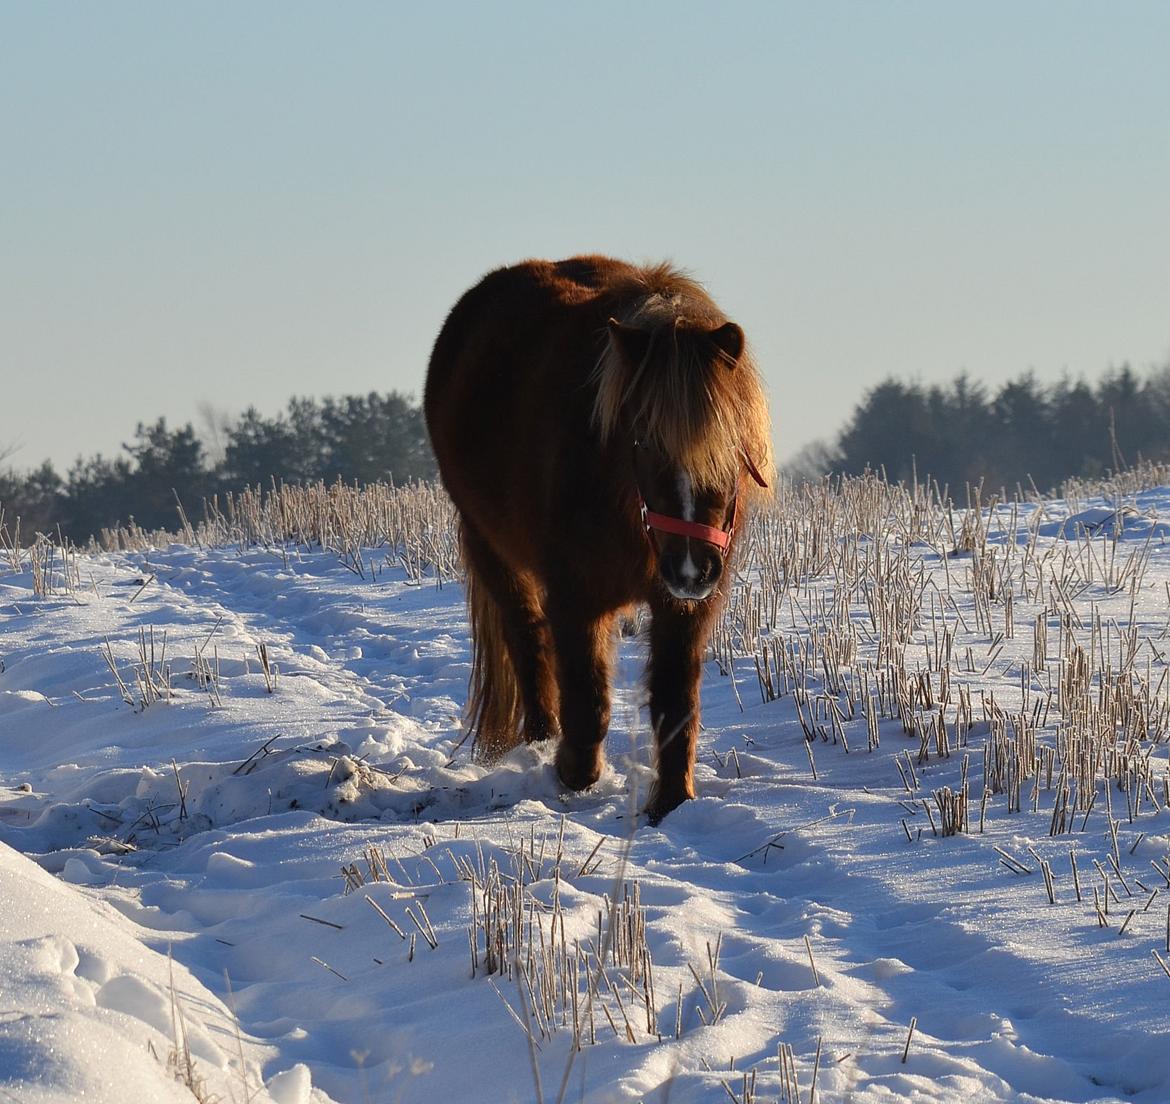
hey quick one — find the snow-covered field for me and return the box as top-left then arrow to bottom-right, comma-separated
4,477 -> 1170,1103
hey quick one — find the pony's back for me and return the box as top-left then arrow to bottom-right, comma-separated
425,257 -> 635,561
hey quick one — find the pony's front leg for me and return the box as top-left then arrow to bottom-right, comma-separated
549,605 -> 615,792
644,600 -> 713,824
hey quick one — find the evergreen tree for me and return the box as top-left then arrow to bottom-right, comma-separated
222,407 -> 305,487
317,392 -> 435,485
0,461 -> 62,537
122,419 -> 208,530
59,454 -> 134,542
990,372 -> 1053,486
1049,376 -> 1106,478
1096,365 -> 1152,467
836,380 -> 934,482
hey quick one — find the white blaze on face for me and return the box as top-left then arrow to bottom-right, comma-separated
678,470 -> 698,583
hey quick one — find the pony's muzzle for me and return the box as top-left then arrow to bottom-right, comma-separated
658,541 -> 722,601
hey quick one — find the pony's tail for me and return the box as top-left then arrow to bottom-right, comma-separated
463,538 -> 523,761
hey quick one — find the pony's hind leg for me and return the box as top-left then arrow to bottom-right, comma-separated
460,525 -> 560,753
547,600 -> 616,792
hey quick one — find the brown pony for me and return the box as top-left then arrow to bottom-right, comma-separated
425,256 -> 772,823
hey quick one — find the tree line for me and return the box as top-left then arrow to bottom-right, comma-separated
1,393 -> 436,543
6,366 -> 1170,545
789,365 -> 1170,493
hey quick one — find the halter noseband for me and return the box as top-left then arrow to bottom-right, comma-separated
636,446 -> 769,556
641,504 -> 737,552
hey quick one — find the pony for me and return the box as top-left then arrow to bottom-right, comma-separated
424,256 -> 773,823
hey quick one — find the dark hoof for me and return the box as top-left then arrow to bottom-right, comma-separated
643,783 -> 693,825
555,742 -> 603,791
523,721 -> 560,744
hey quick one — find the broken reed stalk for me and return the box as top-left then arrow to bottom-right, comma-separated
1045,860 -> 1058,903
778,1042 -> 800,1104
310,955 -> 348,982
803,935 -> 820,987
256,642 -> 276,692
367,893 -> 409,935
808,1036 -> 823,1104
101,638 -> 135,706
902,1016 -> 917,1064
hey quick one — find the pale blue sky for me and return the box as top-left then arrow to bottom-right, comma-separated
3,2 -> 1169,471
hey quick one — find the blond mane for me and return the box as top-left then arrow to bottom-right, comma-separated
592,264 -> 774,500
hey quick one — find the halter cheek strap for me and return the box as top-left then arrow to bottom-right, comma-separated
740,449 -> 770,490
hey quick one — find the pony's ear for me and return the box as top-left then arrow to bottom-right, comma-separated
707,321 -> 745,366
608,318 -> 653,369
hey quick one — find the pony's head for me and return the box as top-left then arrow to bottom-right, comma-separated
594,273 -> 773,602
630,431 -> 739,600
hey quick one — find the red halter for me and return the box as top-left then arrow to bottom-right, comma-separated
637,448 -> 769,555
641,503 -> 737,551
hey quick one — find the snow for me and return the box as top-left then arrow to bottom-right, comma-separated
1053,506 -> 1170,541
4,486 -> 1170,1102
